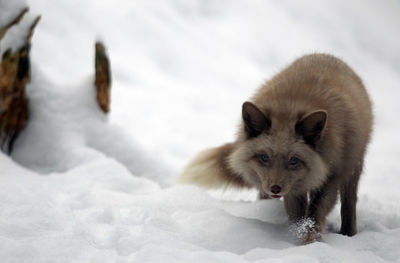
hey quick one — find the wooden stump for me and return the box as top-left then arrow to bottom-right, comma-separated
95,42 -> 111,113
1,8 -> 111,154
0,8 -> 40,154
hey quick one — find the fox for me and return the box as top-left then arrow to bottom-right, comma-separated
178,53 -> 373,242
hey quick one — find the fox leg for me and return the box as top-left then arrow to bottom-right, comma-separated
284,194 -> 307,222
258,191 -> 271,200
306,178 -> 339,241
339,161 -> 362,236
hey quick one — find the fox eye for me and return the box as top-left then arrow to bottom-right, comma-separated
260,154 -> 270,163
289,156 -> 300,166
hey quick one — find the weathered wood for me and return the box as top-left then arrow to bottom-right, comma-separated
0,10 -> 40,154
0,7 -> 29,41
26,16 -> 41,42
95,42 -> 111,113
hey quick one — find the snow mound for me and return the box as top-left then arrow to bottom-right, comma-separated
11,68 -> 173,187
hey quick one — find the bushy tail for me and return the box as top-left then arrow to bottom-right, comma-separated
178,144 -> 248,189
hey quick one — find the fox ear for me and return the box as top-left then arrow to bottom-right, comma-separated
242,102 -> 271,138
296,110 -> 327,147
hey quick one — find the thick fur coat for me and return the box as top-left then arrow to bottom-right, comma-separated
179,54 -> 373,242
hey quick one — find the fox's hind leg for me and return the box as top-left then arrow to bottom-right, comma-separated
339,161 -> 362,236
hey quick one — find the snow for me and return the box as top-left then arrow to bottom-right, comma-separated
1,0 -> 400,262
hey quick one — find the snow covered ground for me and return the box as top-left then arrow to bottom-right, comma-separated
1,0 -> 400,262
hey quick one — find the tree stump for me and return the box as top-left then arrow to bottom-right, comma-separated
95,42 -> 111,113
0,8 -> 40,154
1,8 -> 111,154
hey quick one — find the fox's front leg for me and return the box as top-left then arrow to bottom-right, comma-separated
306,179 -> 339,242
284,194 -> 307,222
259,191 -> 271,200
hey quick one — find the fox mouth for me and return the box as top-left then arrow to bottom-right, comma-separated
270,194 -> 282,199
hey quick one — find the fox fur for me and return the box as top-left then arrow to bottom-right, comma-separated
179,53 -> 373,241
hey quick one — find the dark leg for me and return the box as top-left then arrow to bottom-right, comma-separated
339,161 -> 362,236
284,194 -> 307,222
306,178 -> 339,241
258,191 -> 271,200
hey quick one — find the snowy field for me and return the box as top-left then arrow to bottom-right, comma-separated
1,0 -> 400,262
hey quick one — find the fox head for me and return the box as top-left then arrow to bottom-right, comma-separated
228,101 -> 329,198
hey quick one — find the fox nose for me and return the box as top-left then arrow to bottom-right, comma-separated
270,185 -> 281,194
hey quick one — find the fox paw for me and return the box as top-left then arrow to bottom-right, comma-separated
289,218 -> 322,243
301,229 -> 322,243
